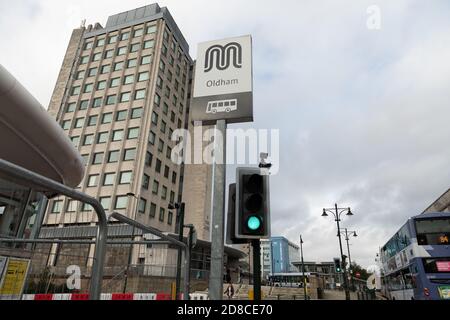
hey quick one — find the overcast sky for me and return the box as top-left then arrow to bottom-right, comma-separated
1,0 -> 450,269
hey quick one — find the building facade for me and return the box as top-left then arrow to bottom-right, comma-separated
260,237 -> 300,279
422,188 -> 450,213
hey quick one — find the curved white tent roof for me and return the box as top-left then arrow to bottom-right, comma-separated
0,64 -> 84,187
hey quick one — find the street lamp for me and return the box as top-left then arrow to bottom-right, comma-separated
322,204 -> 353,300
169,202 -> 185,300
340,228 -> 357,291
123,192 -> 139,293
299,235 -> 307,300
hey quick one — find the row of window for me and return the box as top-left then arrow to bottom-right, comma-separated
62,107 -> 143,129
143,152 -> 178,184
79,148 -> 137,165
81,39 -> 154,64
71,82 -> 147,102
72,127 -> 139,147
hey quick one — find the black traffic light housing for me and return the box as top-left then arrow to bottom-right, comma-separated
235,167 -> 270,239
226,183 -> 247,245
334,257 -> 341,273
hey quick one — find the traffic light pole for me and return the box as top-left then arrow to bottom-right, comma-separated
175,203 -> 185,300
252,239 -> 261,300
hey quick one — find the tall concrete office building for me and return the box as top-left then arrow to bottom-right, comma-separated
44,4 -> 192,252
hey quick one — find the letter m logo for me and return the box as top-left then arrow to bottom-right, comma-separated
204,42 -> 242,72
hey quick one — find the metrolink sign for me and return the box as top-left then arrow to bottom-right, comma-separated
191,35 -> 253,124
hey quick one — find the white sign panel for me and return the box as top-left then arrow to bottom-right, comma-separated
191,35 -> 253,124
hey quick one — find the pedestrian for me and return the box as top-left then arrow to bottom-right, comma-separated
224,282 -> 235,299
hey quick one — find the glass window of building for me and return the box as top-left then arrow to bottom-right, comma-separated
146,25 -> 157,34
92,52 -> 101,61
155,159 -> 161,173
159,207 -> 165,221
114,196 -> 128,209
51,200 -> 63,213
110,77 -> 120,88
159,60 -> 165,72
81,203 -> 92,212
156,76 -> 163,88
117,46 -> 127,56
144,40 -> 155,49
97,132 -> 108,143
123,148 -> 136,161
84,83 -> 93,93
62,120 -> 71,130
114,61 -> 123,71
171,39 -> 177,51
141,55 -> 152,65
92,152 -> 104,164
127,58 -> 137,68
174,80 -> 179,91
74,118 -> 84,128
123,74 -> 134,85
83,134 -> 94,146
164,165 -> 169,178
172,172 -> 177,184
120,92 -> 131,102
166,146 -> 171,160
97,80 -> 106,90
127,127 -> 139,139
103,173 -> 115,186
87,174 -> 98,187
100,197 -> 111,210
135,89 -> 146,100
138,198 -> 146,213
169,55 -> 174,66
108,35 -> 117,44
151,111 -> 158,124
142,174 -> 150,189
131,107 -> 143,119
79,100 -> 88,110
116,110 -> 127,121
145,151 -> 153,166
120,32 -> 129,41
88,115 -> 98,126
170,111 -> 176,123
106,94 -> 116,105
101,112 -> 113,124
104,49 -> 113,59
71,136 -> 79,147
96,38 -> 105,47
119,171 -> 132,184
137,72 -> 149,82
130,43 -> 140,52
101,65 -> 110,74
76,70 -> 84,80
167,70 -> 172,82
148,131 -> 156,145
92,97 -> 102,108
71,86 -> 80,96
170,191 -> 175,203
112,129 -> 124,141
154,93 -> 160,106
161,120 -> 166,133
80,56 -> 89,64
168,211 -> 173,225
163,30 -> 169,41
108,150 -> 119,163
66,200 -> 77,212
150,203 -> 156,217
152,180 -> 159,195
161,186 -> 167,200
133,28 -> 143,37
158,139 -> 164,152
84,42 -> 93,50
88,67 -> 97,77
162,103 -> 168,115
165,86 -> 170,98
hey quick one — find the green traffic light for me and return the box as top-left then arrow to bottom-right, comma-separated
247,216 -> 261,230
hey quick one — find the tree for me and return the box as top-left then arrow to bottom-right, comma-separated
350,262 -> 369,280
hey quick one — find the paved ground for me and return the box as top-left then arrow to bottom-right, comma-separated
322,290 -> 359,300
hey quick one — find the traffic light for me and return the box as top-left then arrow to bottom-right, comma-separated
341,255 -> 348,270
226,183 -> 247,244
333,258 -> 341,273
235,167 -> 270,239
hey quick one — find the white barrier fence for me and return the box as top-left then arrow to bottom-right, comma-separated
18,292 -> 209,300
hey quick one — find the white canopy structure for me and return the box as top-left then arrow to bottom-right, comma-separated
0,64 -> 84,187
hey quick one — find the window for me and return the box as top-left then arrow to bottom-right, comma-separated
88,67 -> 97,77
80,56 -> 89,64
100,65 -> 110,74
87,174 -> 98,187
146,25 -> 157,34
127,127 -> 139,139
167,70 -> 172,82
156,76 -> 163,88
92,52 -> 101,61
116,110 -> 127,121
84,42 -> 93,50
170,111 -> 176,122
158,139 -> 164,152
106,95 -> 116,105
144,40 -> 155,49
174,80 -> 179,91
103,173 -> 115,186
164,166 -> 169,178
165,86 -> 170,98
101,112 -> 113,124
108,150 -> 119,163
159,60 -> 165,72
172,172 -> 177,184
141,55 -> 152,65
117,46 -> 127,56
92,152 -> 104,164
161,186 -> 167,200
114,196 -> 128,209
138,198 -> 147,214
170,191 -> 175,203
151,111 -> 158,125
119,171 -> 132,184
166,146 -> 172,160
126,58 -> 137,68
120,32 -> 129,41
110,77 -> 120,87
130,43 -> 140,52
131,107 -> 143,119
123,74 -> 134,84
88,115 -> 98,126
159,207 -> 165,222
142,174 -> 150,189
81,203 -> 92,212
62,120 -> 71,130
163,30 -> 169,42
154,93 -> 160,106
135,89 -> 146,100
152,180 -> 159,195
168,211 -> 173,225
112,129 -> 124,141
84,83 -> 93,93
76,70 -> 84,80
96,38 -> 105,47
123,148 -> 136,161
92,97 -> 102,108
161,120 -> 166,133
155,159 -> 161,173
114,61 -> 123,71
74,118 -> 84,128
99,197 -> 111,210
150,203 -> 156,217
104,49 -> 113,59
66,200 -> 77,212
83,134 -> 94,146
97,132 -> 108,143
148,131 -> 156,145
108,35 -> 117,44
133,28 -> 143,37
71,86 -> 80,96
79,100 -> 88,110
51,200 -> 63,213
71,136 -> 80,147
168,55 -> 174,66
120,92 -> 131,102
145,152 -> 153,166
163,103 -> 168,115
96,80 -> 106,90
171,39 -> 177,51
416,218 -> 450,245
